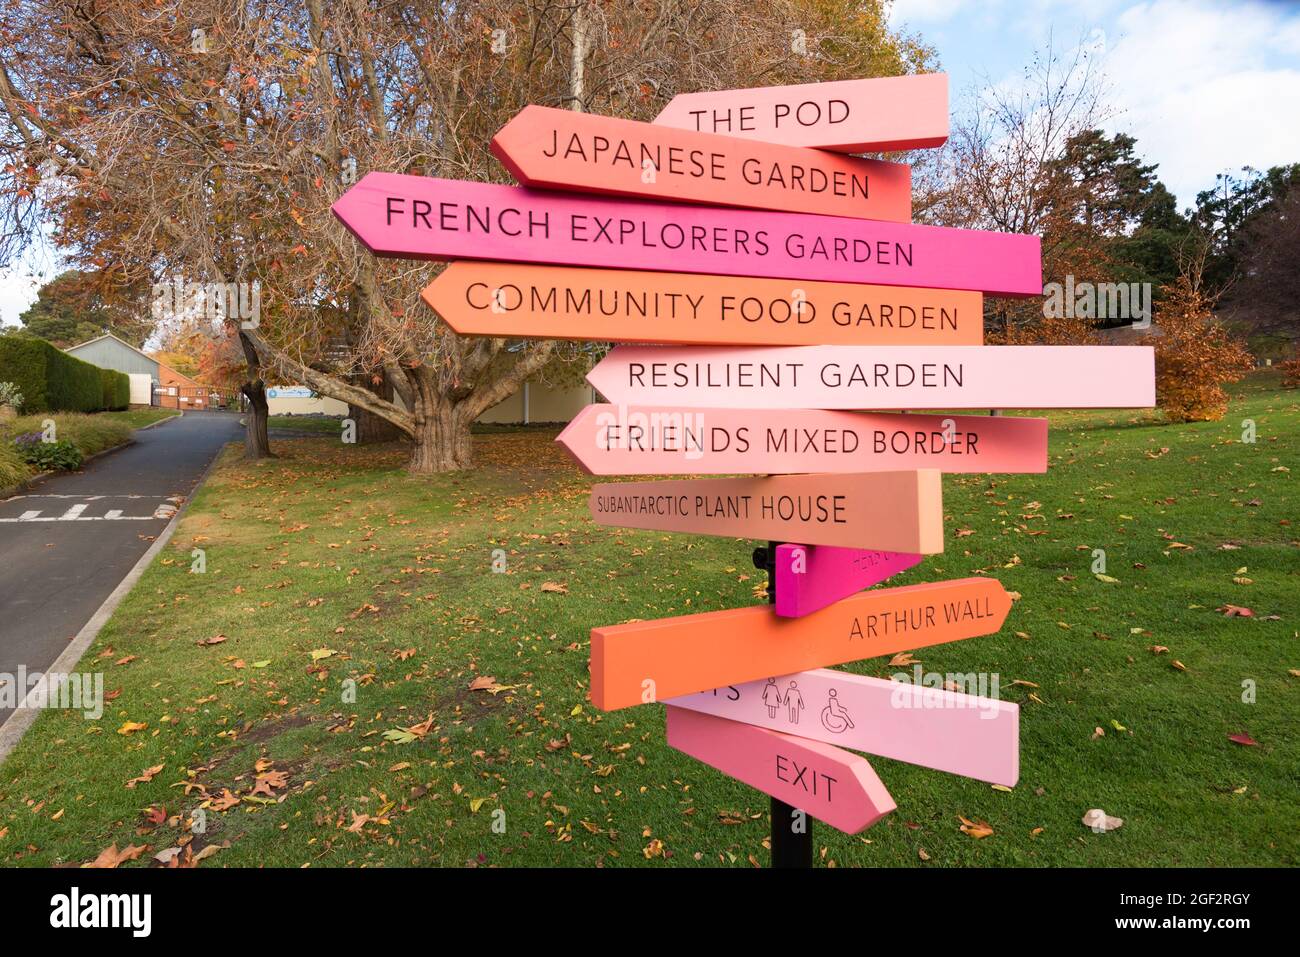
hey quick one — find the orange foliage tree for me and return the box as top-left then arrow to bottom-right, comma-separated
1142,276 -> 1253,422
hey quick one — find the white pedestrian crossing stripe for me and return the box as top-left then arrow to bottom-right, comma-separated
0,494 -> 184,522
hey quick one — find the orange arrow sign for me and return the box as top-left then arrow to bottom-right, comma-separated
491,105 -> 911,222
665,706 -> 895,835
423,262 -> 983,346
588,471 -> 943,552
590,577 -> 1012,711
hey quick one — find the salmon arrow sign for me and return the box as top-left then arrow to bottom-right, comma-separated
588,344 -> 1157,410
667,667 -> 1020,787
773,544 -> 922,618
590,576 -> 1013,711
422,262 -> 984,346
587,470 -> 943,553
490,105 -> 912,221
653,73 -> 949,153
331,172 -> 1042,295
665,706 -> 896,835
556,405 -> 1048,476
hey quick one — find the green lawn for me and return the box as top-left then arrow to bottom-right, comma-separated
1,374 -> 1295,868
268,415 -> 345,434
100,408 -> 180,430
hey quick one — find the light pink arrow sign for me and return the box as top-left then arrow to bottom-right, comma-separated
654,74 -> 949,153
331,172 -> 1042,296
667,668 -> 1019,787
774,544 -> 922,618
588,344 -> 1156,409
665,705 -> 895,834
556,405 -> 1048,475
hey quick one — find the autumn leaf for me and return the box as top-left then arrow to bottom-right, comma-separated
541,581 -> 569,594
125,764 -> 164,789
888,652 -> 919,667
209,789 -> 240,811
196,634 -> 227,647
116,721 -> 147,736
958,816 -> 994,839
309,647 -> 337,661
1228,733 -> 1259,747
83,843 -> 147,868
1081,808 -> 1123,832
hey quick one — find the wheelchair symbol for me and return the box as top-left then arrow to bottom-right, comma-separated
820,688 -> 855,734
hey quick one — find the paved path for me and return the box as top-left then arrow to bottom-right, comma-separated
0,412 -> 243,719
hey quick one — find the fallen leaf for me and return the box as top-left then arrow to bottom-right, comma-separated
125,764 -> 164,789
1081,808 -> 1123,832
116,721 -> 147,736
83,843 -> 147,868
1228,733 -> 1258,747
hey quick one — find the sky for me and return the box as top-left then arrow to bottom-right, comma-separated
889,0 -> 1300,207
2,0 -> 1299,328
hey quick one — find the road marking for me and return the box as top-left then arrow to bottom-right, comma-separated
59,504 -> 88,520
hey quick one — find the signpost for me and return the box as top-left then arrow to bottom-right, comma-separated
491,105 -> 912,221
331,172 -> 1043,295
668,668 -> 1020,786
590,576 -> 1013,711
423,262 -> 984,346
665,705 -> 896,834
653,73 -> 949,152
335,70 -> 1156,865
773,544 -> 922,618
588,343 -> 1156,409
557,405 -> 1047,475
587,470 -> 943,552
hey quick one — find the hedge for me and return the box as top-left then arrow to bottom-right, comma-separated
100,367 -> 130,411
0,337 -> 127,413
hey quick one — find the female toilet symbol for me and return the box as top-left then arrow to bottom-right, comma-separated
761,677 -> 782,718
821,688 -> 855,733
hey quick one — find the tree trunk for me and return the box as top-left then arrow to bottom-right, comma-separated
242,380 -> 273,459
406,369 -> 473,473
348,373 -> 403,444
237,329 -> 273,460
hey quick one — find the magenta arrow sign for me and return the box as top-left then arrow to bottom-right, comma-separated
774,544 -> 922,618
587,344 -> 1156,409
331,172 -> 1042,295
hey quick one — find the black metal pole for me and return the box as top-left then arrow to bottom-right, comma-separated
754,542 -> 813,869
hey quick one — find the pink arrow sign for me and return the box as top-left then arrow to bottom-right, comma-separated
665,705 -> 895,834
774,545 -> 922,618
667,668 -> 1019,787
556,405 -> 1048,475
491,104 -> 912,221
654,73 -> 949,153
332,172 -> 1042,296
588,344 -> 1156,409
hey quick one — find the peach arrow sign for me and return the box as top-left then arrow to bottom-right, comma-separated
422,262 -> 984,346
588,344 -> 1156,409
556,406 -> 1047,475
773,545 -> 923,618
590,577 -> 1013,711
667,668 -> 1019,786
490,105 -> 912,221
331,172 -> 1042,295
588,470 -> 943,552
665,706 -> 896,835
653,73 -> 949,153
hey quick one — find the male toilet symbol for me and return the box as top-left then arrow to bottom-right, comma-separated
821,688 -> 855,733
786,680 -> 805,724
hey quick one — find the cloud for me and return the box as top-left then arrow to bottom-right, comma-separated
1098,0 -> 1300,206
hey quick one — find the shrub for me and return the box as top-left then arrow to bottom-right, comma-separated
0,440 -> 27,487
1141,277 -> 1254,422
13,432 -> 83,471
100,367 -> 130,410
0,381 -> 24,409
1280,349 -> 1300,390
0,337 -> 111,412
